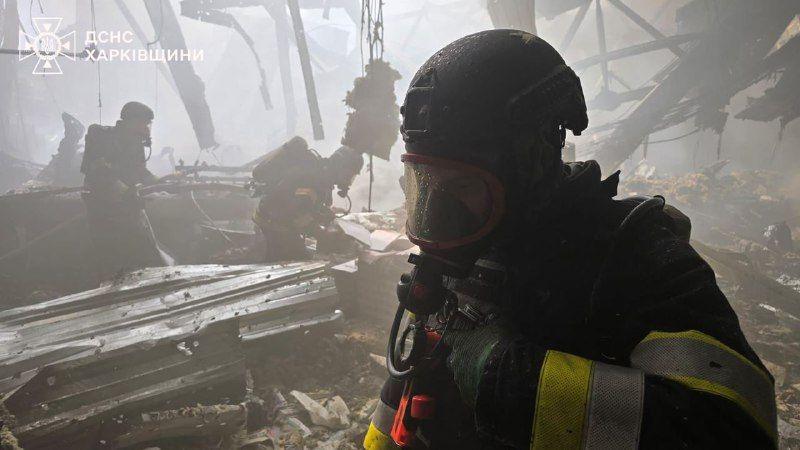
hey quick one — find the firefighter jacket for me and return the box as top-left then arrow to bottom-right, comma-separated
365,161 -> 777,449
253,154 -> 335,234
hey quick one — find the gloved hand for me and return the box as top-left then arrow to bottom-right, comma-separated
442,321 -> 511,409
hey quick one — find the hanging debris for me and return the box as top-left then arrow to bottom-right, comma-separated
35,113 -> 85,187
486,0 -> 537,34
341,59 -> 401,161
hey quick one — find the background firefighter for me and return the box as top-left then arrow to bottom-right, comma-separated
366,30 -> 778,450
252,137 -> 364,262
80,101 -> 170,282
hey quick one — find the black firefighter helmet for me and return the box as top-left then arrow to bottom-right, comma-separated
120,101 -> 154,123
326,146 -> 364,197
400,29 -> 588,252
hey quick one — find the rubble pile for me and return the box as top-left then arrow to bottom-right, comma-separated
332,212 -> 416,327
245,324 -> 387,450
717,259 -> 800,449
1,180 -> 798,448
0,263 -> 344,449
619,168 -> 798,244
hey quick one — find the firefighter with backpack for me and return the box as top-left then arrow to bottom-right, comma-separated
251,136 -> 364,262
80,102 -> 170,281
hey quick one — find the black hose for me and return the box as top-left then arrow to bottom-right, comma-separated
616,195 -> 665,235
387,304 -> 416,379
588,195 -> 666,361
386,304 -> 454,380
335,194 -> 353,218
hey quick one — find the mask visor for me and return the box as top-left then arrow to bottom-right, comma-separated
402,153 -> 505,250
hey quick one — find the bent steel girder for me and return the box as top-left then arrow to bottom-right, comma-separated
571,33 -> 704,71
606,0 -> 684,58
591,0 -> 800,170
181,0 -> 273,110
140,0 -> 219,150
532,0 -> 692,116
559,0 -> 592,53
286,0 -> 324,139
112,0 -> 178,96
181,0 -> 335,140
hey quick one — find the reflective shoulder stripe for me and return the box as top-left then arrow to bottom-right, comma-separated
531,351 -> 644,450
364,422 -> 400,450
371,399 -> 397,438
631,330 -> 777,443
584,362 -> 645,450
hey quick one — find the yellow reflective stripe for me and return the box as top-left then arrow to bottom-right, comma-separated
531,350 -> 593,450
364,422 -> 400,450
639,330 -> 771,384
295,187 -> 318,203
664,374 -> 776,443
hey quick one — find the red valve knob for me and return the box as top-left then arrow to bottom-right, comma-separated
410,394 -> 436,420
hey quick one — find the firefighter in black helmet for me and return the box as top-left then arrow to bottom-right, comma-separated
365,30 -> 776,449
81,101 -> 168,281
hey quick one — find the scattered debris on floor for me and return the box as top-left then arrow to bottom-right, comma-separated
0,262 -> 345,449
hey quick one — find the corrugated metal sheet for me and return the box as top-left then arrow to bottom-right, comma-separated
0,262 -> 341,394
0,262 -> 341,449
7,321 -> 245,450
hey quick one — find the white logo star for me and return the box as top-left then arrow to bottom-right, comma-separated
19,17 -> 77,75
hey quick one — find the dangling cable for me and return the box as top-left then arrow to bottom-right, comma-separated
335,194 -> 353,218
190,190 -> 234,244
146,0 -> 164,46
90,0 -> 102,124
146,0 -> 163,117
358,0 -> 386,211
